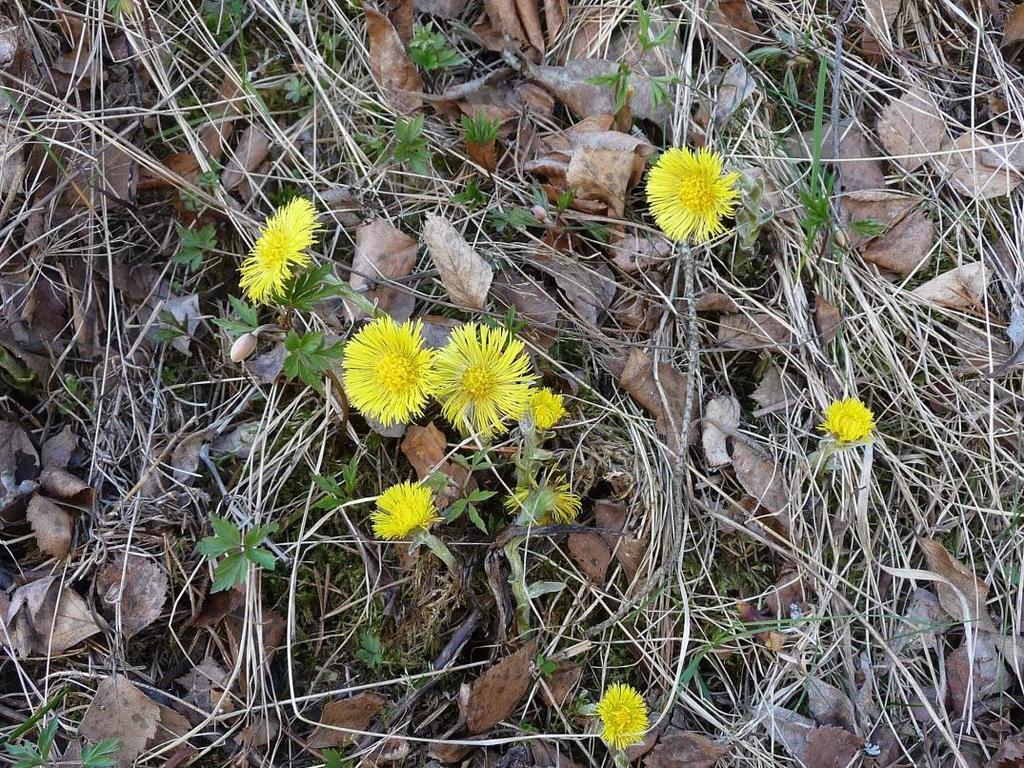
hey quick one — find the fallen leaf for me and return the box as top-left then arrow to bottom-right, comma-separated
481,0 -> 544,53
864,0 -> 901,41
568,531 -> 612,584
645,728 -> 730,768
532,741 -> 584,768
540,662 -> 581,708
95,554 -> 168,638
308,693 -> 385,748
320,185 -> 363,228
41,425 -> 78,470
707,0 -> 761,59
401,421 -> 473,506
751,365 -> 795,413
458,641 -> 535,733
702,395 -> 740,468
732,440 -> 789,516
160,293 -> 201,356
917,537 -> 996,631
220,126 -> 269,192
422,215 -> 493,310
911,262 -> 988,310
939,133 -> 1022,198
565,146 -> 637,216
764,570 -> 807,618
803,724 -> 864,768
840,190 -> 933,275
696,291 -> 739,313
609,234 -> 671,275
947,632 -> 1008,714
248,342 -> 286,383
877,87 -> 945,172
1006,4 -> 1024,45
0,420 -> 40,516
618,348 -> 698,453
717,313 -> 792,350
415,0 -> 467,17
3,576 -> 101,656
171,431 -> 206,486
80,675 -> 161,766
177,656 -> 233,712
790,120 -> 884,193
990,734 -> 1024,767
349,219 -> 418,320
26,495 -> 73,559
806,677 -> 856,731
490,271 -> 559,348
534,253 -> 615,327
39,466 -> 94,505
713,61 -> 757,128
893,588 -> 947,652
365,6 -> 423,114
429,739 -> 481,763
814,295 -> 842,344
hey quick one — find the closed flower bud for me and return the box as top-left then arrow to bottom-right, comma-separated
230,332 -> 258,362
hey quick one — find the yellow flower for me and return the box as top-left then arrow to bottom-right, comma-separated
240,197 -> 321,302
435,324 -> 536,437
343,317 -> 437,426
595,683 -> 649,751
505,477 -> 580,524
528,387 -> 566,430
645,147 -> 740,243
820,397 -> 876,444
371,482 -> 441,540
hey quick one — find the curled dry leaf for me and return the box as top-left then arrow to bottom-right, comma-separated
490,271 -> 559,348
365,6 -> 423,114
401,421 -> 474,506
702,395 -> 740,467
178,656 -> 233,712
806,677 -> 856,731
762,708 -> 863,768
751,365 -> 795,414
989,733 -> 1024,767
713,61 -> 757,128
95,553 -> 169,638
940,133 -> 1022,198
911,262 -> 988,310
717,312 -> 792,350
644,728 -> 730,768
917,537 -> 996,631
877,86 -> 945,172
39,466 -> 94,505
422,215 -> 493,310
160,292 -> 202,356
618,348 -> 698,453
609,234 -> 671,275
814,295 -> 842,344
458,641 -> 536,733
220,126 -> 269,192
26,494 -> 73,559
3,575 -> 101,655
565,146 -> 637,217
349,218 -> 418,320
481,0 -> 544,53
308,693 -> 385,748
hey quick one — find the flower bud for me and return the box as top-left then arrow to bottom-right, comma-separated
230,332 -> 258,363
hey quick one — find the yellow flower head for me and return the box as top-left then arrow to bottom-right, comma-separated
343,317 -> 438,426
595,683 -> 649,751
435,324 -> 536,437
240,197 -> 321,303
505,477 -> 580,525
645,147 -> 740,243
820,397 -> 876,444
371,482 -> 441,540
527,387 -> 566,431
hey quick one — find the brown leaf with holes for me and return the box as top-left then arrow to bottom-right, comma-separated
917,537 -> 995,631
568,531 -> 612,584
423,215 -> 493,310
618,348 -> 698,453
365,6 -> 423,113
458,641 -> 536,733
877,87 -> 945,172
220,126 -> 269,192
95,554 -> 168,638
645,728 -> 730,768
540,663 -> 581,708
349,219 -> 418,320
309,693 -> 385,748
26,495 -> 73,559
911,262 -> 988,310
717,313 -> 792,350
702,395 -> 740,467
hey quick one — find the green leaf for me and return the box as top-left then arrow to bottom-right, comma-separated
279,264 -> 339,312
173,223 -> 217,272
247,547 -> 277,571
468,489 -> 496,503
283,330 -> 346,391
409,26 -> 466,70
244,521 -> 279,547
81,738 -> 121,768
466,504 -> 489,535
211,552 -> 249,592
392,116 -> 433,175
36,718 -> 58,759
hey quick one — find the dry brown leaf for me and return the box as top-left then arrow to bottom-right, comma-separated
423,215 -> 493,310
803,724 -> 864,768
714,61 -> 757,128
41,425 -> 78,470
80,675 -> 161,767
565,146 -> 636,217
490,271 -> 559,348
609,234 -> 671,275
806,677 -> 856,731
814,295 -> 842,345
877,87 -> 945,172
1006,4 -> 1024,45
990,734 -> 1024,767
567,531 -> 612,584
178,656 -> 232,711
791,121 -> 884,193
893,588 -> 946,652
702,395 -> 740,467
696,291 -> 739,313
864,0 -> 901,41
482,0 -> 544,53
918,537 -> 996,631
717,313 -> 792,350
0,420 -> 39,516
532,741 -> 584,768
707,0 -> 761,59
732,440 -> 789,516
97,142 -> 137,203
3,575 -> 100,656
350,219 -> 418,320
26,495 -> 73,559
365,6 -> 423,114
220,126 -> 269,192
39,466 -> 94,505
309,693 -> 385,748
95,553 -> 168,638
401,422 -> 473,506
751,365 -> 793,413
940,133 -> 1022,198
534,253 -> 615,327
539,663 -> 581,709
911,262 -> 988,310
840,190 -> 933,275
947,632 -> 1008,714
458,641 -> 535,733
415,0 -> 467,17
618,348 -> 698,453
161,293 -> 202,356
645,728 -> 730,768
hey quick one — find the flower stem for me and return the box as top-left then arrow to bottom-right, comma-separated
504,536 -> 532,635
416,531 -> 457,571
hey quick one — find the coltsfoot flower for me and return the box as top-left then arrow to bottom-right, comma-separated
595,683 -> 649,751
240,197 -> 320,302
645,147 -> 740,242
820,397 -> 876,444
342,317 -> 438,426
527,387 -> 566,430
505,477 -> 581,525
435,323 -> 536,437
371,482 -> 441,541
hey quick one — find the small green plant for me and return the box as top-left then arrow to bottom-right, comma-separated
355,631 -> 384,669
214,295 -> 260,337
635,0 -> 674,53
284,75 -> 312,104
4,718 -> 58,768
279,264 -> 349,312
311,459 -> 360,510
482,308 -> 528,336
849,218 -> 884,238
452,179 -> 485,208
408,25 -> 467,71
173,223 -> 217,271
489,207 -> 540,234
283,330 -> 346,391
799,58 -> 835,247
323,749 -> 355,768
587,61 -> 632,114
393,116 -> 433,175
461,112 -> 501,145
81,739 -> 121,768
443,487 -> 496,534
153,309 -> 188,344
535,653 -> 557,678
197,517 -> 279,592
